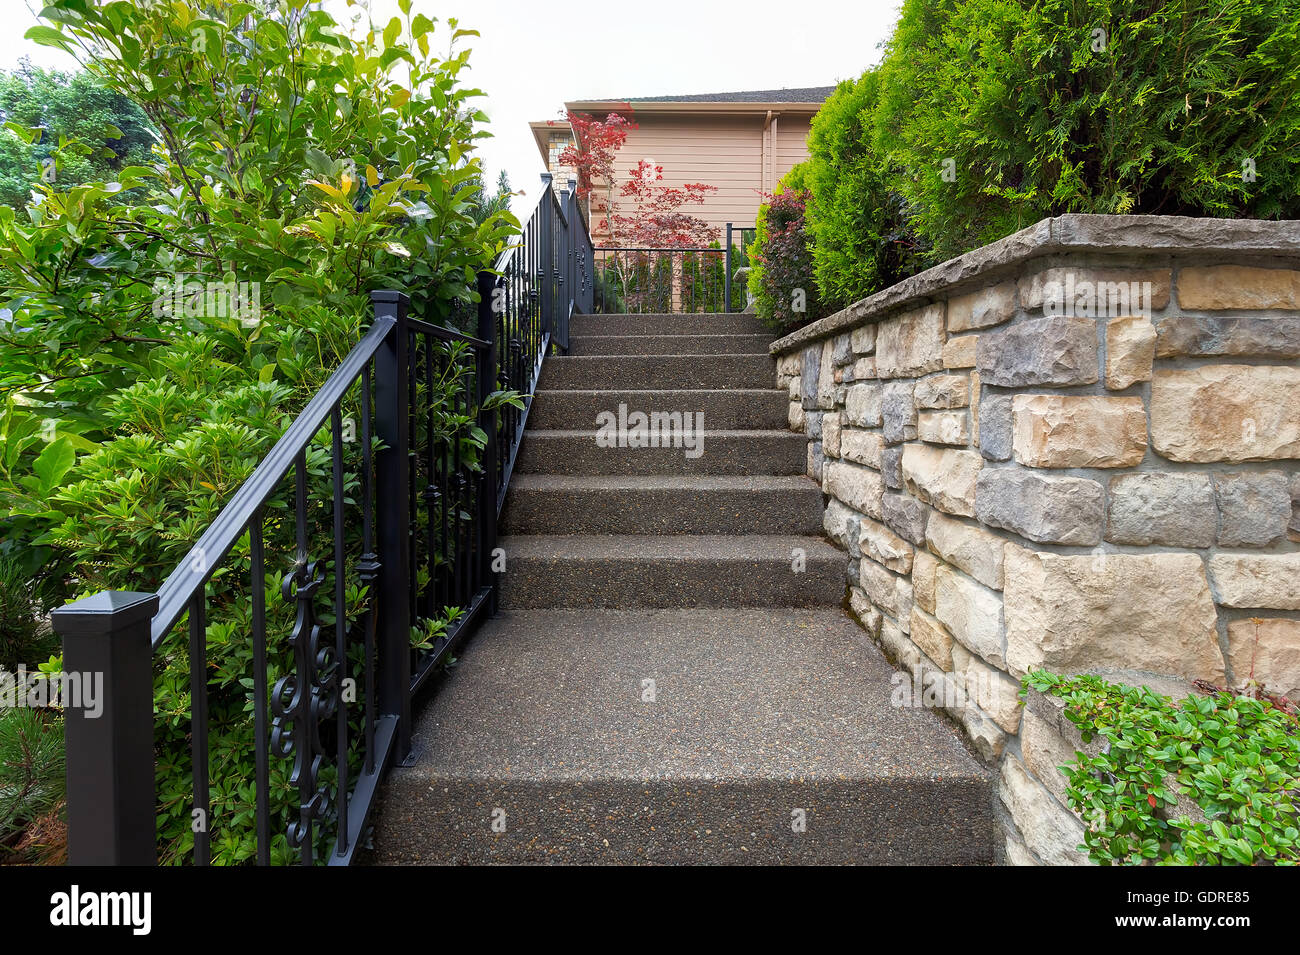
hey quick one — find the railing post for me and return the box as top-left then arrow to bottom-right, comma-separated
51,590 -> 159,865
475,270 -> 500,614
725,223 -> 734,313
371,290 -> 412,762
539,172 -> 554,340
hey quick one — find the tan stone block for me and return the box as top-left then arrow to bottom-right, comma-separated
849,587 -> 882,638
851,324 -> 876,354
918,410 -> 971,446
1004,548 -> 1223,680
860,517 -> 914,574
926,511 -> 1005,590
970,371 -> 981,449
824,460 -> 884,520
1020,706 -> 1084,809
947,281 -> 1017,332
998,755 -> 1090,866
910,607 -> 954,670
840,428 -> 885,468
860,558 -> 912,622
1227,618 -> 1300,700
934,564 -> 1004,667
777,352 -> 801,377
1178,265 -> 1300,311
875,303 -> 945,378
901,444 -> 982,517
1012,395 -> 1147,468
943,334 -> 979,369
912,550 -> 939,615
853,356 -> 877,380
788,375 -> 801,400
1208,554 -> 1300,610
1018,267 -> 1170,313
788,401 -> 805,431
822,412 -> 841,459
914,374 -> 970,409
1105,315 -> 1156,389
1151,365 -> 1300,462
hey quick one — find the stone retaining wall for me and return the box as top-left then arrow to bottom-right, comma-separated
771,214 -> 1300,865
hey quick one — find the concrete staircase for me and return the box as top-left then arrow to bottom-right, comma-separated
373,312 -> 995,865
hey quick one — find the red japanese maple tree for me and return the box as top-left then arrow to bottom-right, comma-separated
612,159 -> 719,248
556,110 -> 635,236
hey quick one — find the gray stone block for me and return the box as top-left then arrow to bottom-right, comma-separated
882,445 -> 905,491
800,343 -> 821,410
882,492 -> 929,546
1155,315 -> 1300,359
1106,472 -> 1216,547
977,316 -> 1099,388
1214,471 -> 1292,547
976,468 -> 1104,545
882,380 -> 918,445
979,391 -> 1013,461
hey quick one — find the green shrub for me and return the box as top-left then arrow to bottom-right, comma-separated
1026,671 -> 1300,866
875,0 -> 1300,261
746,169 -> 824,333
804,72 -> 924,310
0,708 -> 64,851
0,555 -> 55,670
2,0 -> 519,864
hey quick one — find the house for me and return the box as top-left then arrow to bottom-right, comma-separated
529,87 -> 833,245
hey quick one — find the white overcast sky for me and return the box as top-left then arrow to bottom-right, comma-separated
6,0 -> 902,209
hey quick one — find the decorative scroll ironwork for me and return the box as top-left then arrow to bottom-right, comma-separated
270,559 -> 338,859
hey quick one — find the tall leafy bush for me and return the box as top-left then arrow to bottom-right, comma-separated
2,0 -> 517,863
875,0 -> 1300,260
804,72 -> 922,310
747,170 -> 823,333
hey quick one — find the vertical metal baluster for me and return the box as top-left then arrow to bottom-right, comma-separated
358,363 -> 378,775
425,337 -> 438,619
250,509 -> 270,866
189,592 -> 210,866
438,347 -> 451,610
330,407 -> 349,856
408,331 -> 418,630
452,359 -> 465,610
292,451 -> 313,866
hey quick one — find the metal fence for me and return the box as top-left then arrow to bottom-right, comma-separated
592,223 -> 756,314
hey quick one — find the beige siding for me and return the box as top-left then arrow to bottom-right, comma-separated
583,112 -> 814,244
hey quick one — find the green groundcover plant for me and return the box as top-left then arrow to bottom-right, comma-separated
1027,672 -> 1300,866
1,0 -> 518,863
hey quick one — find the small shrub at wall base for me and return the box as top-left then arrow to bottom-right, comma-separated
1026,672 -> 1300,866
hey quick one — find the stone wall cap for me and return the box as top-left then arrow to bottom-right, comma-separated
770,214 -> 1300,355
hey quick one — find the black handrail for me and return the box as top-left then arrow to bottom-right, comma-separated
50,173 -> 594,867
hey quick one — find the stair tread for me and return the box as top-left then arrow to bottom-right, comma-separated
521,428 -> 801,438
499,533 -> 841,559
398,609 -> 989,782
507,474 -> 819,491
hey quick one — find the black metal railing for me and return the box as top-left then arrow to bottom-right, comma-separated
592,223 -> 755,314
50,174 -> 587,866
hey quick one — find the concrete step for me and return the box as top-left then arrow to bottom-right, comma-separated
495,534 -> 843,608
540,354 -> 774,390
529,388 -> 788,431
514,430 -> 807,476
371,609 -> 996,865
501,475 -> 824,535
571,312 -> 768,337
567,333 -> 772,356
